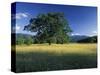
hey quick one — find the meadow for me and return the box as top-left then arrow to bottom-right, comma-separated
15,43 -> 97,72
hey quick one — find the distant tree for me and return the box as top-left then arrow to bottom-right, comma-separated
16,37 -> 25,45
16,34 -> 34,45
24,12 -> 72,45
90,36 -> 97,43
24,36 -> 33,45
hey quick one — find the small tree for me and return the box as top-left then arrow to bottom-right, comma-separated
24,37 -> 33,45
16,37 -> 25,45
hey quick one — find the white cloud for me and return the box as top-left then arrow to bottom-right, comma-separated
89,30 -> 97,36
92,31 -> 97,34
12,12 -> 29,19
86,31 -> 97,36
71,33 -> 81,36
11,24 -> 21,33
16,25 -> 20,30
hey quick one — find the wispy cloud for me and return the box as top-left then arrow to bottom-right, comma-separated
89,30 -> 97,36
12,24 -> 21,33
71,33 -> 81,36
12,12 -> 29,19
92,31 -> 97,34
16,13 -> 28,19
86,30 -> 97,36
16,24 -> 20,30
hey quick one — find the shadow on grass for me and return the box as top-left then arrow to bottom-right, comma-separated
15,51 -> 97,73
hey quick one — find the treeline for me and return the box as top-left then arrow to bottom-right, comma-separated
15,33 -> 97,45
16,34 -> 33,45
16,34 -> 70,45
77,36 -> 97,43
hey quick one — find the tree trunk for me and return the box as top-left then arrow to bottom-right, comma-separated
61,39 -> 63,44
48,41 -> 51,45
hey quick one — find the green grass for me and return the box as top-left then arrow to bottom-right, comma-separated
14,44 -> 97,72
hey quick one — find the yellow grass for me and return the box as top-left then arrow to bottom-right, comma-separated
15,43 -> 97,55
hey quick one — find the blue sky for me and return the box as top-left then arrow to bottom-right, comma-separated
12,2 -> 97,36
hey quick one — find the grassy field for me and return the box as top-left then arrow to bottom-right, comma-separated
14,43 -> 97,72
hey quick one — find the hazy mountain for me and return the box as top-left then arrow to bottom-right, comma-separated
70,35 -> 89,42
16,33 -> 34,39
11,33 -> 34,42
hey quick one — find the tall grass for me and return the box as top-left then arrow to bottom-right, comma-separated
15,43 -> 97,72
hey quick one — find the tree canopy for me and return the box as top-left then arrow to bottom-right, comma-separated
24,12 -> 72,45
